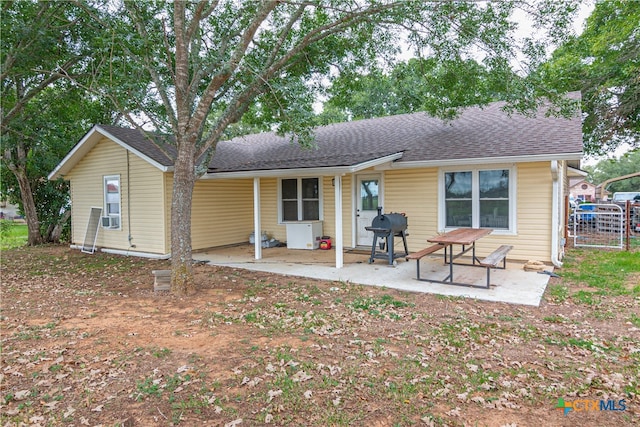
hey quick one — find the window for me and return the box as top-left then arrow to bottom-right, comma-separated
442,167 -> 513,231
280,177 -> 321,221
103,175 -> 121,229
444,171 -> 472,227
359,179 -> 379,211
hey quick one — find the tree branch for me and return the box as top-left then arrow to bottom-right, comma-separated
123,2 -> 179,133
187,1 -> 279,142
2,58 -> 81,133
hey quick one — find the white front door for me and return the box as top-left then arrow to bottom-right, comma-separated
356,174 -> 382,247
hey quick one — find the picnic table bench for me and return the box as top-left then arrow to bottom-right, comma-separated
478,244 -> 513,289
406,244 -> 445,280
407,228 -> 514,289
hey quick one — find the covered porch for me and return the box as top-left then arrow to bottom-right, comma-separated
192,245 -> 553,306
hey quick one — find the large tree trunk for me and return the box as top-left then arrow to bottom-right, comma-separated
170,140 -> 198,295
48,208 -> 71,243
12,166 -> 42,246
4,144 -> 43,246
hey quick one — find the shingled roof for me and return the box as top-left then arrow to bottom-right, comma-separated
209,94 -> 582,173
50,93 -> 583,180
96,125 -> 177,167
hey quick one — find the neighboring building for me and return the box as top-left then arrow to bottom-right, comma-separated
49,94 -> 583,267
569,178 -> 597,202
0,200 -> 22,221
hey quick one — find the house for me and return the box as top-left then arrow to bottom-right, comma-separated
49,94 -> 583,267
569,177 -> 597,202
0,200 -> 23,221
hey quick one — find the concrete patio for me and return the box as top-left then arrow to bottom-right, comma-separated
192,245 -> 553,306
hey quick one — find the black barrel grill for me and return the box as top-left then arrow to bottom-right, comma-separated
365,207 -> 408,265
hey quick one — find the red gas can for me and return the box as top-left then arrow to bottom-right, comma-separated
319,236 -> 331,250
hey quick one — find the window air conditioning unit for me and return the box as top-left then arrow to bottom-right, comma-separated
101,216 -> 119,228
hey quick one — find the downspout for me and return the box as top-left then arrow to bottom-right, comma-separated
126,151 -> 134,249
550,161 -> 563,267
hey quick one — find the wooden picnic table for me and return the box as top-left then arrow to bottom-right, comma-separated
428,227 -> 492,269
420,228 -> 494,288
407,228 -> 513,289
427,227 -> 493,247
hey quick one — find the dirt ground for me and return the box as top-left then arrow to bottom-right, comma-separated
1,245 -> 638,426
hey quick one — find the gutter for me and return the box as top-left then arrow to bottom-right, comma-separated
550,161 -> 563,267
391,152 -> 583,170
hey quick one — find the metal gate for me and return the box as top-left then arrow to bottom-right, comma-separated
570,203 -> 624,249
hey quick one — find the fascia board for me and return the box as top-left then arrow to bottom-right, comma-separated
95,126 -> 172,173
48,125 -> 172,180
48,125 -> 101,180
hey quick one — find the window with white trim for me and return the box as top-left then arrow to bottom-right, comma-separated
103,175 -> 121,229
280,177 -> 321,221
442,167 -> 514,231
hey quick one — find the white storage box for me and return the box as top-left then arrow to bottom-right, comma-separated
286,221 -> 323,250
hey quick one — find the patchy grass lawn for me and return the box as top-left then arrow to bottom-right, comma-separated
0,221 -> 27,251
1,245 -> 638,426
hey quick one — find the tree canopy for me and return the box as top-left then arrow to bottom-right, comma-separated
317,58 -> 495,124
585,149 -> 640,193
0,83 -> 115,242
317,55 -> 533,125
541,0 -> 640,155
1,0 -> 119,244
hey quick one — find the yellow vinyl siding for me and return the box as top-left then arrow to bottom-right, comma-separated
258,178 -> 282,242
65,135 -> 556,263
383,168 -> 438,252
66,139 -> 121,249
256,176 -> 352,247
191,179 -> 254,250
321,176 -> 335,240
340,175 -> 353,246
458,162 -> 551,261
381,162 -> 553,261
127,153 -> 167,254
68,179 -> 96,250
66,138 -> 167,254
162,175 -> 254,251
514,162 -> 552,261
320,175 -> 352,245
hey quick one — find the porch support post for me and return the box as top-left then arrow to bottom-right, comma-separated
334,174 -> 343,268
253,177 -> 262,260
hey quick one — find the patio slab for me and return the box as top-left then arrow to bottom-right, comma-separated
193,245 -> 552,306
